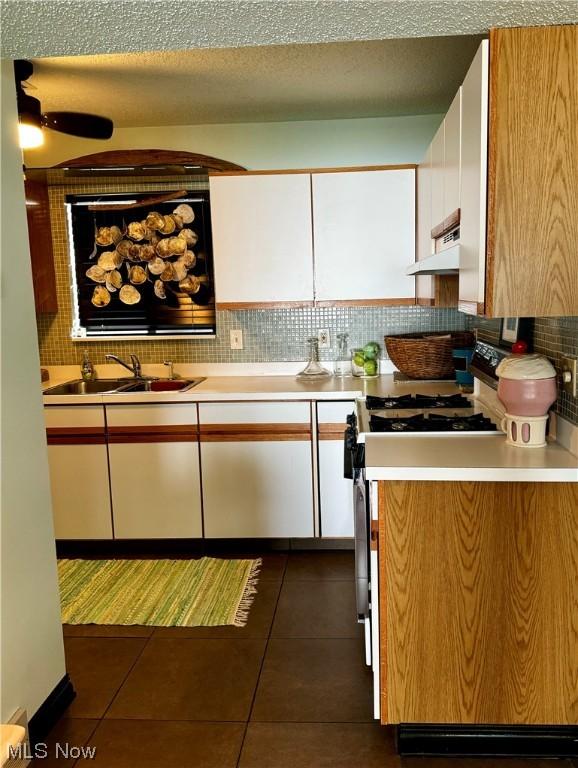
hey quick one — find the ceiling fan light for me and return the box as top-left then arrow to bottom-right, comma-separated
18,121 -> 44,149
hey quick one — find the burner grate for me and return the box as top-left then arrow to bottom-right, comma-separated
369,412 -> 497,433
365,394 -> 471,411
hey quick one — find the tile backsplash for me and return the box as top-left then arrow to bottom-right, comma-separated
37,305 -> 468,365
471,316 -> 578,425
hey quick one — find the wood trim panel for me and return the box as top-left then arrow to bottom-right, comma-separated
24,178 -> 57,314
199,423 -> 311,442
434,274 -> 459,307
216,300 -> 315,310
314,298 -> 416,308
416,297 -> 435,307
107,425 -> 198,443
430,207 -> 460,240
46,427 -> 106,445
486,25 -> 578,318
318,422 -> 346,441
87,190 -> 187,211
54,149 -> 245,172
209,164 -> 417,177
379,480 -> 578,726
458,299 -> 485,316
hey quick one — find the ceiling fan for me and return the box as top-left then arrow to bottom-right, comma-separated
14,59 -> 114,149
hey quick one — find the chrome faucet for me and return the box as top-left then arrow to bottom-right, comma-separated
105,353 -> 142,378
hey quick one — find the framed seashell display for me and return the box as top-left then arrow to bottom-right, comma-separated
67,189 -> 215,337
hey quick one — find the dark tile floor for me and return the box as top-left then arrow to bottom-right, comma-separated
36,552 -> 575,767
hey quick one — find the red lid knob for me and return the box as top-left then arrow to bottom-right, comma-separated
512,340 -> 528,354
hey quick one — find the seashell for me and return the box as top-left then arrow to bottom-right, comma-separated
86,265 -> 107,283
105,269 -> 122,292
149,231 -> 160,246
172,259 -> 188,281
171,212 -> 184,229
140,244 -> 155,261
128,221 -> 146,241
160,262 -> 175,282
178,275 -> 200,294
173,203 -> 194,224
179,228 -> 198,247
127,243 -> 142,261
116,239 -> 132,258
146,211 -> 165,231
160,214 -> 176,235
167,235 -> 186,255
154,279 -> 166,299
110,225 -> 123,244
148,256 -> 165,275
98,250 -> 122,271
95,226 -> 114,246
140,219 -> 155,240
129,265 -> 147,285
91,285 -> 111,306
181,250 -> 196,268
119,284 -> 141,305
155,238 -> 172,258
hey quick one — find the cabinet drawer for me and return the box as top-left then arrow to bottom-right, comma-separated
44,405 -> 105,429
199,401 -> 311,425
105,403 -> 198,428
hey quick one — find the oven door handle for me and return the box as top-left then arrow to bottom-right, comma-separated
353,470 -> 370,622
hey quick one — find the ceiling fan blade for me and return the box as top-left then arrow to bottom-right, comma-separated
42,111 -> 113,139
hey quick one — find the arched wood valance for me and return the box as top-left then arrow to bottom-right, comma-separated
54,148 -> 245,172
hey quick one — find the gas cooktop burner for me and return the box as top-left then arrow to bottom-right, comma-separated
369,412 -> 497,433
365,393 -> 471,410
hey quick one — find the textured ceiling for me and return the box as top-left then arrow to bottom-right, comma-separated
27,36 -> 483,126
1,0 -> 577,59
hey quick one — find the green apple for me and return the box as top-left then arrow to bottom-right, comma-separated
364,359 -> 378,376
353,352 -> 365,368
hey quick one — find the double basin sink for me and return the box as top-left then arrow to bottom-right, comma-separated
44,377 -> 205,396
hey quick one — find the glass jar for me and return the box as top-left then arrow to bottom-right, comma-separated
334,332 -> 351,377
351,348 -> 380,378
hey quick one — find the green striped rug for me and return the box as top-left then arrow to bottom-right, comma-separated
58,557 -> 261,627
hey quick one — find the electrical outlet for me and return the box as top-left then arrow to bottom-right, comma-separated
230,329 -> 243,350
561,355 -> 577,397
318,329 -> 330,349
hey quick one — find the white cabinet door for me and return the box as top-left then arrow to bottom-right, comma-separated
209,173 -> 314,305
48,444 -> 113,539
416,146 -> 434,303
106,403 -> 201,539
444,87 -> 462,220
430,122 -> 445,231
459,41 -> 489,313
108,442 -> 202,539
317,402 -> 355,538
312,169 -> 415,303
201,440 -> 314,538
199,401 -> 313,538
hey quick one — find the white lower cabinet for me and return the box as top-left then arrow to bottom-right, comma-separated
106,404 -> 202,539
317,401 -> 355,537
48,444 -> 113,539
199,402 -> 314,538
45,404 -> 112,539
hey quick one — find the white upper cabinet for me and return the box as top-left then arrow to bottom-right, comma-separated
416,146 -> 434,302
443,87 -> 462,221
430,123 -> 445,230
209,173 -> 314,305
312,169 -> 415,303
459,41 -> 489,312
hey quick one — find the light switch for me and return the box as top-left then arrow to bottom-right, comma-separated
561,356 -> 577,397
230,329 -> 243,350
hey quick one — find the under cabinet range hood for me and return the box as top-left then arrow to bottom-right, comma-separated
406,242 -> 459,275
408,214 -> 460,276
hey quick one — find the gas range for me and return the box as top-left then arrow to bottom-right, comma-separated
357,393 -> 501,438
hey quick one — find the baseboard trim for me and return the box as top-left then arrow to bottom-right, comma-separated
397,724 -> 578,758
56,537 -> 354,558
28,674 -> 75,746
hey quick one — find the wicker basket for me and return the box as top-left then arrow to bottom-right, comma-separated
384,331 -> 475,380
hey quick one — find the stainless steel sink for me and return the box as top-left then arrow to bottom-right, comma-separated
43,379 -> 134,395
121,378 -> 204,393
44,377 -> 205,395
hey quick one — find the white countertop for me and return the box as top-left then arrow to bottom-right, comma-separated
41,368 -> 578,481
364,433 -> 578,482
